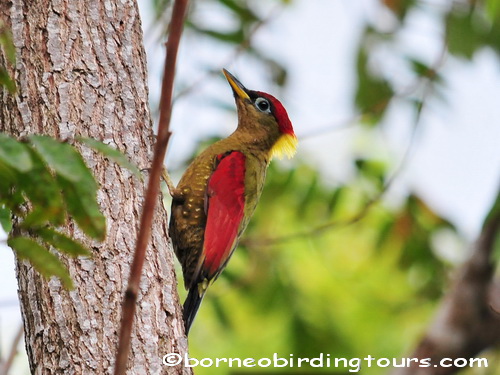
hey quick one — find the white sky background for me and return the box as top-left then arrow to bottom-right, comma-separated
1,0 -> 500,371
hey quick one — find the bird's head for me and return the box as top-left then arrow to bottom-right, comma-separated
223,69 -> 297,160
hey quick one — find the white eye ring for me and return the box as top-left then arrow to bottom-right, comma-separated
255,97 -> 271,114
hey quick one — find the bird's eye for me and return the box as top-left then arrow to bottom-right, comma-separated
255,97 -> 271,113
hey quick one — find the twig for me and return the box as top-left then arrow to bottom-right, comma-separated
243,42 -> 449,248
241,110 -> 410,248
113,0 -> 189,374
173,5 -> 284,101
241,179 -> 386,248
300,117 -> 361,139
0,324 -> 23,375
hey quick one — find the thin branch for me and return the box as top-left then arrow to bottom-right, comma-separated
241,178 -> 387,248
296,114 -> 362,140
243,42 -> 449,248
241,114 -> 409,248
0,324 -> 23,375
113,0 -> 189,374
173,5 -> 284,101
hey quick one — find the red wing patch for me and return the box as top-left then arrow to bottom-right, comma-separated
203,151 -> 246,278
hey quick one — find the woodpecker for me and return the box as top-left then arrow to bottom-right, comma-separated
169,69 -> 297,334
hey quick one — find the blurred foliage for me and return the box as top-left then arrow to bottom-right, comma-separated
170,141 -> 471,375
150,0 -> 500,373
446,2 -> 500,59
179,160 -> 464,375
354,0 -> 500,127
0,135 -> 139,289
355,45 -> 394,123
152,0 -> 290,89
186,0 -> 286,76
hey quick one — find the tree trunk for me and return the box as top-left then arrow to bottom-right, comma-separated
0,0 -> 190,374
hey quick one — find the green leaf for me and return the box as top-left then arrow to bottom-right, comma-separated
0,159 -> 19,195
219,0 -> 259,24
485,16 -> 500,55
8,237 -> 73,289
408,58 -> 443,84
381,0 -> 416,21
190,25 -> 245,45
57,176 -> 106,241
36,227 -> 91,257
22,208 -> 59,228
0,68 -> 16,93
26,137 -> 105,236
354,47 -> 393,123
0,134 -> 32,172
0,206 -> 12,232
18,149 -> 65,227
77,137 -> 142,180
26,136 -> 106,234
446,10 -> 479,59
445,6 -> 500,59
29,135 -> 96,185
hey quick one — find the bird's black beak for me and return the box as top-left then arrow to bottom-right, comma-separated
223,69 -> 250,101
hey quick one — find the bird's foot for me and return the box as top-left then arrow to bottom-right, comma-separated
161,168 -> 181,199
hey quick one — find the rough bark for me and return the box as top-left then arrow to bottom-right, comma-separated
0,0 -> 190,374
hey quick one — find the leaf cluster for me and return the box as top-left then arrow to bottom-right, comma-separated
182,159 -> 463,374
446,0 -> 500,59
0,134 -> 140,289
151,0 -> 290,89
354,0 -> 500,127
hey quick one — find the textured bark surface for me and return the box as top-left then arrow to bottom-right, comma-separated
0,0 -> 190,374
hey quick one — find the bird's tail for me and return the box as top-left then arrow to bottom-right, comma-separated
183,284 -> 206,335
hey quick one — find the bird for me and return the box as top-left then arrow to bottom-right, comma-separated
168,69 -> 297,334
